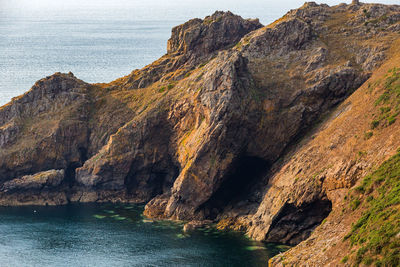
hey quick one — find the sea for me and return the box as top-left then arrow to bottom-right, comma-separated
0,203 -> 285,266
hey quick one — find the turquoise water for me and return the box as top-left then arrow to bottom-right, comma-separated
0,203 -> 285,266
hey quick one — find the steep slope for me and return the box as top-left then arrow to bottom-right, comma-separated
260,41 -> 400,266
0,2 -> 399,265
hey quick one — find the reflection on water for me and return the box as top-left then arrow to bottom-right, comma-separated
0,203 -> 287,266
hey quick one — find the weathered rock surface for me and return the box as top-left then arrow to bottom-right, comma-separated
124,11 -> 262,89
0,169 -> 67,205
0,2 -> 399,266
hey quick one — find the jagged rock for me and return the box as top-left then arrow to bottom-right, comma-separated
1,169 -> 64,192
125,11 -> 262,89
167,11 -> 261,56
0,73 -> 90,182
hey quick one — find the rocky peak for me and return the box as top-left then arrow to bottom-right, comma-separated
0,72 -> 87,125
123,11 -> 262,89
167,11 -> 262,56
27,72 -> 85,99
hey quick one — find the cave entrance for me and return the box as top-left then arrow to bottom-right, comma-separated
200,156 -> 270,219
265,199 -> 332,245
124,159 -> 180,201
65,147 -> 88,188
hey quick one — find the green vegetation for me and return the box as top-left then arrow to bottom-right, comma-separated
341,255 -> 349,263
358,151 -> 367,158
167,83 -> 175,90
364,131 -> 373,140
343,151 -> 400,266
158,83 -> 175,93
363,9 -> 371,19
370,119 -> 379,129
203,16 -> 222,25
350,198 -> 361,210
371,67 -> 400,129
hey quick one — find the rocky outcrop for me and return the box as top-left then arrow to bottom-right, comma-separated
0,169 -> 67,205
0,2 -> 399,266
0,72 -> 90,183
167,11 -> 261,56
124,11 -> 262,89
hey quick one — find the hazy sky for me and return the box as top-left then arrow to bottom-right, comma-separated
1,0 -> 399,24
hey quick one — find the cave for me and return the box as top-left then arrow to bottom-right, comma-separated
265,199 -> 332,245
199,156 -> 270,219
124,159 -> 179,200
64,147 -> 88,188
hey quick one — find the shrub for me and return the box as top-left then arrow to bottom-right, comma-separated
341,255 -> 349,263
371,120 -> 379,129
167,83 -> 175,90
350,198 -> 361,210
158,86 -> 166,93
364,131 -> 373,140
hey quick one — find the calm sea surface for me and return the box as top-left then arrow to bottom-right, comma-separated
0,203 -> 285,266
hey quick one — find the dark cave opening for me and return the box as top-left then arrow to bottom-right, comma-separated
65,162 -> 80,188
266,199 -> 332,245
124,160 -> 180,200
64,147 -> 88,188
199,156 -> 270,219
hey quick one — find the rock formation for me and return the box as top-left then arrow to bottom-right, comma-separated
1,2 -> 399,266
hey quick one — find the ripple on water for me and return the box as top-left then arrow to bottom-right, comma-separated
0,203 -> 288,266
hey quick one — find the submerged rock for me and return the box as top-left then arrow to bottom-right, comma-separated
183,220 -> 213,232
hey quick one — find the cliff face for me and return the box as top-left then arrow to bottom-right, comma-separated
1,2 -> 399,266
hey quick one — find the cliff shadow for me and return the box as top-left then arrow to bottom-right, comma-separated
198,155 -> 270,219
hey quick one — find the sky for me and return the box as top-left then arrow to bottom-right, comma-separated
0,0 -> 399,24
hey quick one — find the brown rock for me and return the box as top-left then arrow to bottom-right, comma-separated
183,220 -> 213,232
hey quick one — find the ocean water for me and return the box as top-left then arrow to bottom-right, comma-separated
1,0 -> 397,106
0,203 -> 285,266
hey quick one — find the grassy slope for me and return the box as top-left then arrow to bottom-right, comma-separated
343,150 -> 400,266
342,67 -> 400,266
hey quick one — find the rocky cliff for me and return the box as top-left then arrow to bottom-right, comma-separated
1,2 -> 399,266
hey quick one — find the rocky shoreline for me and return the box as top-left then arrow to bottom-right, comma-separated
1,2 -> 399,266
